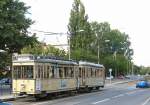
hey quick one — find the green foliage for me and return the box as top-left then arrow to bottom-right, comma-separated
21,42 -> 43,55
21,43 -> 66,58
139,66 -> 150,75
0,0 -> 38,72
0,0 -> 37,53
68,0 -> 134,76
68,0 -> 94,60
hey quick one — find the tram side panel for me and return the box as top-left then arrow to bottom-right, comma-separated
34,63 -> 78,94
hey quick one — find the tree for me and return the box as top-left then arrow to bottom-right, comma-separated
0,0 -> 37,53
0,0 -> 38,72
21,42 -> 67,58
68,0 -> 94,60
90,21 -> 133,76
67,0 -> 134,76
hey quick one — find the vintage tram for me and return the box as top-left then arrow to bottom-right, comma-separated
12,54 -> 105,98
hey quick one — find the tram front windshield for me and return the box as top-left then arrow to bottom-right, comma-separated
13,65 -> 33,79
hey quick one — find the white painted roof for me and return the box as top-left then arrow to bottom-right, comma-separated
79,61 -> 104,68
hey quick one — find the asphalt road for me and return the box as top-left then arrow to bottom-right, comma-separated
8,81 -> 150,105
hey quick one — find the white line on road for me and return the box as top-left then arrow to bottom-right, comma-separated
125,89 -> 147,95
125,91 -> 137,95
141,97 -> 150,105
31,102 -> 52,105
92,98 -> 110,104
112,94 -> 124,98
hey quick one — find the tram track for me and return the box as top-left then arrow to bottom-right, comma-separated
8,89 -> 104,105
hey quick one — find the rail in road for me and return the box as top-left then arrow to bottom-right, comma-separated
7,80 -> 150,105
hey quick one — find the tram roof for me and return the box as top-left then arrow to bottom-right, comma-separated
12,54 -> 78,65
79,61 -> 104,68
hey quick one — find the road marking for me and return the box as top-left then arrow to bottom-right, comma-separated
92,98 -> 110,104
125,91 -> 137,95
125,89 -> 147,95
112,94 -> 124,98
32,102 -> 51,105
141,97 -> 150,105
127,86 -> 136,90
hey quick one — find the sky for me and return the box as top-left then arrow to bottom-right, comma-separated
22,0 -> 150,67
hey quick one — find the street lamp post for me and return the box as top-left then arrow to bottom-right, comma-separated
95,30 -> 103,64
95,33 -> 100,64
104,40 -> 117,78
67,34 -> 71,60
98,43 -> 100,64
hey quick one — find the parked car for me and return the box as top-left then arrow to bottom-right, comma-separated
125,75 -> 131,79
136,80 -> 150,88
118,75 -> 125,79
0,78 -> 11,85
0,100 -> 12,105
106,76 -> 114,80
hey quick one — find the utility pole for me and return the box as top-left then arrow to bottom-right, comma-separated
98,44 -> 100,64
132,62 -> 134,76
68,34 -> 71,60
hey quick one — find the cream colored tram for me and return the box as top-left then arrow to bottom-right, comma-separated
78,61 -> 105,91
12,54 -> 78,97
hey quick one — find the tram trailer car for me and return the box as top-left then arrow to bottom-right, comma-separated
12,54 -> 105,98
78,61 -> 105,91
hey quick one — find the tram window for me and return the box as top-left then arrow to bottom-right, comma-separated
71,68 -> 74,77
82,68 -> 84,78
91,69 -> 95,77
95,69 -> 97,77
18,69 -> 21,78
88,68 -> 91,77
51,66 -> 55,78
38,65 -> 41,78
99,70 -> 102,77
64,67 -> 68,78
91,68 -> 93,77
13,67 -> 16,78
24,66 -> 33,78
44,65 -> 47,78
41,65 -> 43,79
68,67 -> 74,77
83,68 -> 85,78
13,66 -> 33,79
79,68 -> 82,77
86,68 -> 88,77
49,66 -> 52,78
59,67 -> 63,78
68,67 -> 72,77
47,66 -> 50,78
96,69 -> 99,77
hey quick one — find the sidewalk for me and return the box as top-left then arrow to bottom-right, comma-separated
105,79 -> 137,88
0,79 -> 133,101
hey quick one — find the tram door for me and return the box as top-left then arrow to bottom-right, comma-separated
82,67 -> 86,86
79,67 -> 86,86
